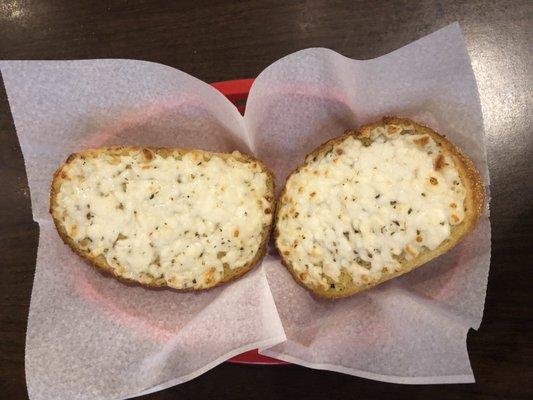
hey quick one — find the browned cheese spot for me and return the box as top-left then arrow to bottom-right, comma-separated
387,125 -> 402,135
205,267 -> 217,285
358,127 -> 371,138
434,154 -> 446,170
414,136 -> 430,147
142,148 -> 154,161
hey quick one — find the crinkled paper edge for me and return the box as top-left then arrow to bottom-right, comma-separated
125,335 -> 286,399
259,348 -> 474,384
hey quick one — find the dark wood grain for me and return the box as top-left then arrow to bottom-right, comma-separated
1,1 -> 531,399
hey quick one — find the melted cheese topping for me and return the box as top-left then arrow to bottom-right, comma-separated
54,149 -> 273,289
276,124 -> 466,291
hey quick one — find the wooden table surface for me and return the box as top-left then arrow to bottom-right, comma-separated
1,1 -> 531,399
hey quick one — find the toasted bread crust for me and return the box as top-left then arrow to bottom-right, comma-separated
50,146 -> 275,292
275,117 -> 485,299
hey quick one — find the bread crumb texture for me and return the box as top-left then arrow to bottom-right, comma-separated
52,148 -> 273,290
276,121 -> 467,293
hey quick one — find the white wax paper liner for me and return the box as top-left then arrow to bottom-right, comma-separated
0,22 -> 490,398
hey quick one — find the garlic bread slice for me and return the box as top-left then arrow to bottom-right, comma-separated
275,117 -> 484,299
51,147 -> 275,290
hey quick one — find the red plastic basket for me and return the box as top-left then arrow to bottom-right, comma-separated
211,79 -> 286,365
211,78 -> 255,115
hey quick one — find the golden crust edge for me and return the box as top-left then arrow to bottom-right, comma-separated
275,116 -> 486,299
50,146 -> 276,292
